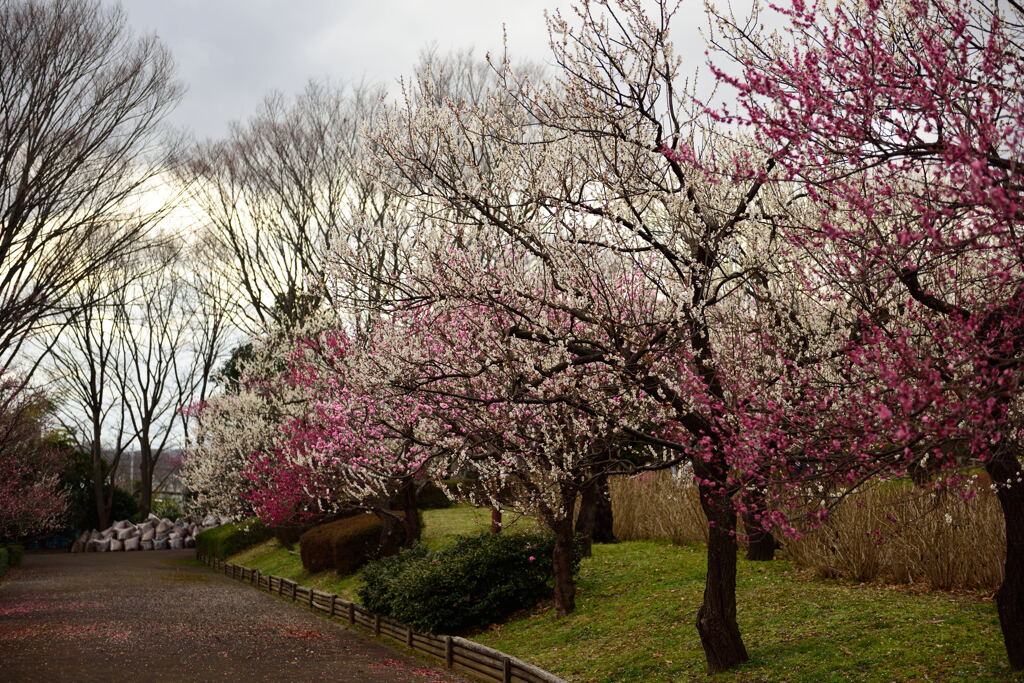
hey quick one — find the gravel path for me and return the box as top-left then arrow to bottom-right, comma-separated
0,550 -> 463,682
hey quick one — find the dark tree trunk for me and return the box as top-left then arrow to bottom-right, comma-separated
986,449 -> 1024,670
742,492 -> 777,561
399,480 -> 421,547
374,510 -> 406,557
575,479 -> 598,558
138,441 -> 153,519
551,515 -> 577,616
91,441 -> 109,530
575,472 -> 616,557
490,506 -> 502,534
592,472 -> 616,544
696,482 -> 749,674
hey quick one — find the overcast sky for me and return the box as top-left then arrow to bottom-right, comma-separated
106,0 -> 722,140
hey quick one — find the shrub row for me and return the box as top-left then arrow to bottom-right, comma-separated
299,513 -> 385,574
359,531 -> 581,634
195,518 -> 272,559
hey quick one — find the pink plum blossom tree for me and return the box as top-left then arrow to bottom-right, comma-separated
715,0 -> 1024,668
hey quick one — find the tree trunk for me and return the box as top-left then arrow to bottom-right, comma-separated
374,510 -> 406,557
742,492 -> 777,561
138,440 -> 153,519
551,516 -> 577,616
399,480 -> 421,547
575,479 -> 598,558
490,506 -> 502,534
91,441 -> 109,530
592,472 -> 616,544
696,483 -> 749,674
986,449 -> 1024,670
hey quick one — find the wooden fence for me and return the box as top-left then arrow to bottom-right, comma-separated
198,553 -> 566,683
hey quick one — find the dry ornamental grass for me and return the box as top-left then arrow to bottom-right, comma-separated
610,470 -> 1005,591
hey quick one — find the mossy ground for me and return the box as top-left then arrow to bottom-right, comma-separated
227,507 -> 1019,681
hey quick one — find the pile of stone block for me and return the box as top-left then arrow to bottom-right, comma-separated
70,514 -> 231,552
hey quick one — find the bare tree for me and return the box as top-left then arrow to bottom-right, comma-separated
116,243 -> 214,518
47,262 -> 138,530
181,80 -> 401,337
0,0 -> 182,376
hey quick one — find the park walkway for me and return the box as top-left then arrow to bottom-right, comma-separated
0,550 -> 462,682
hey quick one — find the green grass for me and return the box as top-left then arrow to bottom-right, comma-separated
474,541 -> 1018,682
226,507 -> 1020,682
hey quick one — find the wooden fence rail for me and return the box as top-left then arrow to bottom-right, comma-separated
197,553 -> 566,683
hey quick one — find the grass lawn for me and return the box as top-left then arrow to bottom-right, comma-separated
226,506 -> 1019,682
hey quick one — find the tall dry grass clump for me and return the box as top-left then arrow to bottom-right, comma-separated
610,470 -> 708,545
610,471 -> 1005,592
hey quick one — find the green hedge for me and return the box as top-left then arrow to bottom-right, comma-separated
195,518 -> 272,559
359,531 -> 581,634
4,544 -> 23,567
414,482 -> 453,510
299,513 -> 385,574
0,547 -> 8,579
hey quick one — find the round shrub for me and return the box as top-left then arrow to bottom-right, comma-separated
299,513 -> 386,574
358,531 -> 581,634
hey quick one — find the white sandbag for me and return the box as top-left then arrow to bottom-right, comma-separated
101,528 -> 115,539
115,527 -> 136,541
109,538 -> 123,551
141,529 -> 155,541
153,538 -> 169,550
155,521 -> 171,534
183,536 -> 195,548
124,536 -> 140,551
169,538 -> 184,549
94,538 -> 111,552
141,540 -> 154,550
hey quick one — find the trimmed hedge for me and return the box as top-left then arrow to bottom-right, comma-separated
195,518 -> 271,559
359,531 -> 582,634
415,481 -> 454,510
299,513 -> 385,574
5,544 -> 24,567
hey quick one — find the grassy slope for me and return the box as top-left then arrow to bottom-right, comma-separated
228,507 -> 1019,682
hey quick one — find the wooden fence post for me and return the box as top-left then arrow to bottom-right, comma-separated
374,613 -> 381,636
406,624 -> 414,648
291,581 -> 297,601
503,656 -> 512,683
308,589 -> 313,609
330,595 -> 337,617
348,603 -> 355,625
445,636 -> 453,669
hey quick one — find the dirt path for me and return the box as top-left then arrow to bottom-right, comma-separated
0,550 -> 463,682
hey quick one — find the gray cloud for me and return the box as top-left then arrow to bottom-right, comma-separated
109,1 -> 728,139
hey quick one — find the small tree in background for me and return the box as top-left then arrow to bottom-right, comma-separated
0,376 -> 68,539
